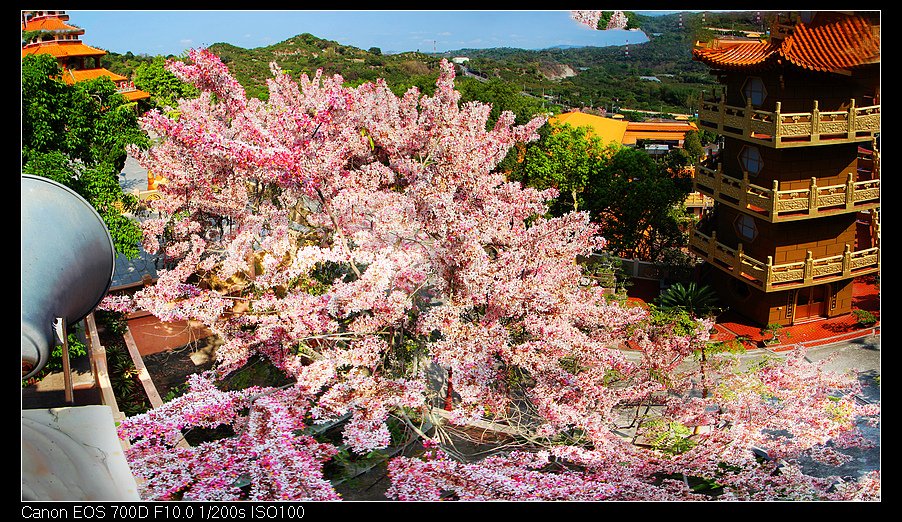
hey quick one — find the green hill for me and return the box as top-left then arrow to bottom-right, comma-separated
104,11 -> 771,119
207,33 -> 449,99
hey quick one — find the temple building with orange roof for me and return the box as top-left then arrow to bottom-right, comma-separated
22,10 -> 150,103
550,111 -> 700,153
622,119 -> 699,151
689,11 -> 879,327
549,110 -> 712,217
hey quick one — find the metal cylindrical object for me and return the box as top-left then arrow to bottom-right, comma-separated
21,175 -> 115,379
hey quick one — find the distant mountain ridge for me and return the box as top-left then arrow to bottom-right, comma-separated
106,11 -> 764,114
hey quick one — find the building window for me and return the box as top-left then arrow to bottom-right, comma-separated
742,76 -> 767,107
738,145 -> 763,176
734,213 -> 758,242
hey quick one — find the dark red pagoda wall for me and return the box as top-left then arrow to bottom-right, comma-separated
707,269 -> 788,326
706,268 -> 854,327
721,138 -> 859,190
714,206 -> 856,264
721,67 -> 878,113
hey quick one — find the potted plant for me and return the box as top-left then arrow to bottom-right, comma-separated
760,322 -> 789,347
853,309 -> 878,328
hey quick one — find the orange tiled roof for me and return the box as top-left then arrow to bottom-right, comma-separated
60,68 -> 152,101
22,17 -> 83,33
625,121 -> 698,132
693,14 -> 879,72
693,41 -> 778,70
550,112 -> 699,147
549,112 -> 629,146
622,121 -> 698,146
781,16 -> 879,72
63,68 -> 129,84
22,41 -> 106,59
121,89 -> 152,102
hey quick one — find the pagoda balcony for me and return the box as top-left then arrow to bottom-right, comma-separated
694,163 -> 880,222
697,93 -> 880,148
688,227 -> 879,292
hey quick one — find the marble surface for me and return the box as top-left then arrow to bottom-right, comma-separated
22,405 -> 141,501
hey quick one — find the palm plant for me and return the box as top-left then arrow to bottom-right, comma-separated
656,282 -> 721,318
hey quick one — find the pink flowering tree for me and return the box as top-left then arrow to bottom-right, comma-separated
571,10 -> 631,31
107,49 -> 879,501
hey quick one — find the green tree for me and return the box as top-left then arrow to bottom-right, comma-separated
133,56 -> 199,110
682,130 -> 704,164
583,146 -> 693,261
22,53 -> 148,258
456,77 -> 548,127
514,122 -> 616,214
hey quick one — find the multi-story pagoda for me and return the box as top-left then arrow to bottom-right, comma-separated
689,11 -> 880,326
22,10 -> 150,103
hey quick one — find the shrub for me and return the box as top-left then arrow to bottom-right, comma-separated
853,309 -> 877,327
656,282 -> 720,317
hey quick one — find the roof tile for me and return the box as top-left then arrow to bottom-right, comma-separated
23,17 -> 82,33
22,42 -> 106,58
693,14 -> 879,72
781,16 -> 879,72
692,41 -> 778,70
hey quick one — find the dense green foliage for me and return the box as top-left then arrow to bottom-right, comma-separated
502,119 -> 695,262
581,146 -> 694,261
507,122 -> 616,214
656,282 -> 721,317
22,54 -> 148,258
451,11 -> 772,115
681,130 -> 705,163
133,56 -> 200,110
455,76 -> 552,127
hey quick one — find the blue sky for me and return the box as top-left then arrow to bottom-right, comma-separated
63,10 -> 671,57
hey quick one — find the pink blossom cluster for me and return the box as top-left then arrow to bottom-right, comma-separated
606,11 -> 629,30
387,450 -> 619,501
119,374 -> 340,500
571,10 -> 603,29
570,10 -> 629,30
115,48 -> 879,501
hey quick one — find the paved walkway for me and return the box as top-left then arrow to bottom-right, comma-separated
112,154 -> 158,289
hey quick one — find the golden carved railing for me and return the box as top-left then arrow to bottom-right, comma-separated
697,93 -> 880,148
694,163 -> 880,221
689,228 -> 879,292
